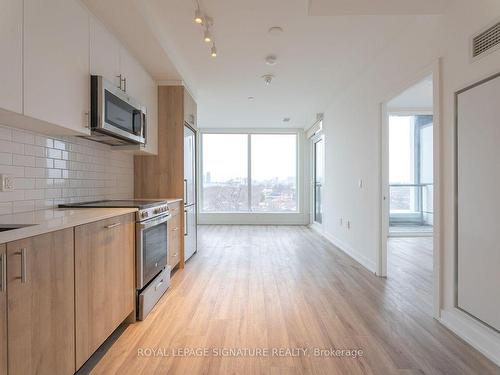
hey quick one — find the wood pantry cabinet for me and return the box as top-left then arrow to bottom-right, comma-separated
0,245 -> 6,375
6,229 -> 75,375
74,213 -> 135,369
168,201 -> 182,268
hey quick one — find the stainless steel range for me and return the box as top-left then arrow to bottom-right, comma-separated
60,199 -> 171,320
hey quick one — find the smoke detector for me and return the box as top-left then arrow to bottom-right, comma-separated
262,74 -> 274,86
268,26 -> 283,36
265,55 -> 277,66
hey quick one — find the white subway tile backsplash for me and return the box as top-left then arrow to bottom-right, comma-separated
0,153 -> 12,165
25,167 -> 46,178
0,202 -> 12,215
24,144 -> 45,157
35,135 -> 53,148
13,154 -> 36,167
0,139 -> 24,154
0,126 -> 12,141
13,178 -> 36,190
35,157 -> 54,168
46,148 -> 62,159
0,165 -> 25,178
12,130 -> 35,145
13,200 -> 35,213
0,124 -> 134,213
53,140 -> 66,150
24,189 -> 45,200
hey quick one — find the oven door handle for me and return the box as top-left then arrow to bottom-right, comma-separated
138,214 -> 171,230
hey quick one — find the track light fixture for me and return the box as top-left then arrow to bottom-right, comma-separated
193,2 -> 218,57
204,26 -> 212,43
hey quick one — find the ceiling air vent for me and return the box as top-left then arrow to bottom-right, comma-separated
472,21 -> 500,59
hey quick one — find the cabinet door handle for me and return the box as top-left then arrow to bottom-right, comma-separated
16,248 -> 27,284
172,227 -> 178,231
84,111 -> 90,128
116,74 -> 123,90
105,222 -> 121,229
123,77 -> 127,92
184,179 -> 188,204
0,252 -> 6,292
155,279 -> 164,291
184,210 -> 188,236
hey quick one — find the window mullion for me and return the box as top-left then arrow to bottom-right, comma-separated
248,134 -> 252,212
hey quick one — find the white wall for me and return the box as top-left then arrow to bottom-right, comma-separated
320,0 -> 500,362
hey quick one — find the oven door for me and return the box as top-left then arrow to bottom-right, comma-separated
136,214 -> 170,290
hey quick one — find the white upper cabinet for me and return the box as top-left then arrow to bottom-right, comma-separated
0,0 -> 23,114
119,49 -> 146,100
90,18 -> 121,89
24,0 -> 90,135
120,48 -> 158,155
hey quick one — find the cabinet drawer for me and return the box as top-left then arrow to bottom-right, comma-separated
168,213 -> 181,267
74,213 -> 135,369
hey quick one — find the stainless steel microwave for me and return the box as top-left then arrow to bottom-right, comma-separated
85,75 -> 146,146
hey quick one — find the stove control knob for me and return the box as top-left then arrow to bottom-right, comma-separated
141,211 -> 149,219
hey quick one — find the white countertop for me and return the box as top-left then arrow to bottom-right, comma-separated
0,207 -> 138,244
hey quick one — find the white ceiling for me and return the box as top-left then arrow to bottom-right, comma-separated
84,0 -> 442,129
388,76 -> 433,109
308,0 -> 451,15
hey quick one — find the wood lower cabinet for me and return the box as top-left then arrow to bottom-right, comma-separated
74,213 -> 135,369
168,201 -> 182,268
0,245 -> 6,375
6,229 -> 75,375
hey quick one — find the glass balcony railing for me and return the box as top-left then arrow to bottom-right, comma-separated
389,183 -> 433,226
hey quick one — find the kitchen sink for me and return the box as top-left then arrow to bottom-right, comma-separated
0,224 -> 36,232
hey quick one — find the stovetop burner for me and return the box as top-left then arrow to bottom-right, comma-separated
59,199 -> 168,210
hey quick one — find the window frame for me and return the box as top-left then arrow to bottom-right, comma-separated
199,129 -> 301,214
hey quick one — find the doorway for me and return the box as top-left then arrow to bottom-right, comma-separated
381,73 -> 439,317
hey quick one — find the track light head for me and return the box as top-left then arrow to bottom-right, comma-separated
204,27 -> 212,43
194,8 -> 203,24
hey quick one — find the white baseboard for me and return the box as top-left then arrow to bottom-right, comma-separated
440,308 -> 500,367
310,226 -> 377,273
198,212 -> 309,225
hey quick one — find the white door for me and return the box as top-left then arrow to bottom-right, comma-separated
0,0 -> 23,114
24,0 -> 90,134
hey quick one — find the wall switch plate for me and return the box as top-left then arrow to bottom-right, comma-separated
347,220 -> 351,230
0,174 -> 13,192
340,218 -> 343,226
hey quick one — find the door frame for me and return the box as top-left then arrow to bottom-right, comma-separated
379,59 -> 442,319
309,132 -> 325,231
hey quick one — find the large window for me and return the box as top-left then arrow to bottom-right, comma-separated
202,133 -> 298,213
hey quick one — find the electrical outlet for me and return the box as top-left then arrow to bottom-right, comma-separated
1,174 -> 13,192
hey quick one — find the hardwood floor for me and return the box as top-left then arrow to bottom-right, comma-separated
388,237 -> 434,317
87,226 -> 499,375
